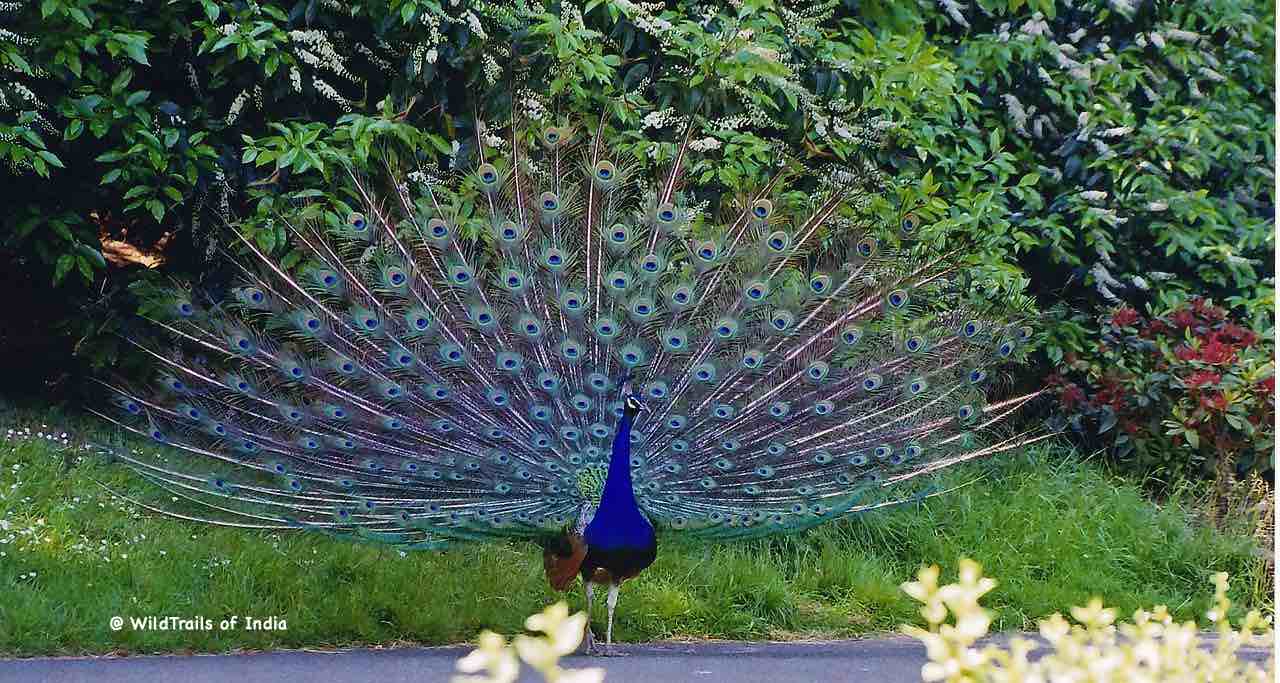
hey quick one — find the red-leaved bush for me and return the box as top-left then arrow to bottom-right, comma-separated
1048,298 -> 1274,483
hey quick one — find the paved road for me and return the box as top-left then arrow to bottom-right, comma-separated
1,637 -> 1272,683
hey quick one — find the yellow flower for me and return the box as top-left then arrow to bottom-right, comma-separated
452,631 -> 519,683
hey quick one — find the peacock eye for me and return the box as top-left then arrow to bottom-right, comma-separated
659,210 -> 674,222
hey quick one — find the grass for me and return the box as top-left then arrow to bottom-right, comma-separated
0,405 -> 1270,656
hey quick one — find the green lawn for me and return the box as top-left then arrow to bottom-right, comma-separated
0,407 -> 1269,656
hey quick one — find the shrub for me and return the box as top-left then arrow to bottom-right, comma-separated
1048,297 -> 1274,484
866,0 -> 1276,360
1,0 -> 964,387
902,559 -> 1274,683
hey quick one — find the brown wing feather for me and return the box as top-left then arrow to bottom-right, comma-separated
542,533 -> 588,591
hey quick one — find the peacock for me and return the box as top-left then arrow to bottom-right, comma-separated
90,92 -> 1049,655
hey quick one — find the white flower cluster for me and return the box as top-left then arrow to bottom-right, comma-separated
1003,94 -> 1030,136
465,10 -> 487,41
625,1 -> 677,48
354,42 -> 395,76
313,76 -> 352,112
292,30 -> 355,82
708,114 -> 751,131
522,93 -> 549,122
476,120 -> 502,149
642,108 -> 679,130
482,54 -> 503,86
225,89 -> 251,125
0,27 -> 34,47
688,136 -> 721,152
777,1 -> 840,44
1020,12 -> 1050,37
939,0 -> 970,29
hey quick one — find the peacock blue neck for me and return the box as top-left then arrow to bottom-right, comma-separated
583,412 -> 654,550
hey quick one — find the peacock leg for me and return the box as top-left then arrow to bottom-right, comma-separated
582,581 -> 596,654
604,582 -> 620,656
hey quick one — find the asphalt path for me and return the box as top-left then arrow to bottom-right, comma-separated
1,636 -> 1272,683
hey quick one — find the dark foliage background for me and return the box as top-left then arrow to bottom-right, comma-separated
0,0 -> 1272,481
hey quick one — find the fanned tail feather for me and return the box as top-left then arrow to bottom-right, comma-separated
99,95 -> 1046,549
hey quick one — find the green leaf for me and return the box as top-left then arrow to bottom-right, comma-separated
64,119 -> 84,141
147,199 -> 165,222
54,254 -> 74,284
1018,173 -> 1040,188
68,7 -> 90,28
122,39 -> 149,66
37,150 -> 64,169
111,69 -> 132,94
125,90 -> 151,106
211,35 -> 236,53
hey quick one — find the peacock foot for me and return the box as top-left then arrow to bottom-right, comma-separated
578,626 -> 597,655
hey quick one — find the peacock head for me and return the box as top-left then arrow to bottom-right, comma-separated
623,394 -> 645,419
618,373 -> 645,419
